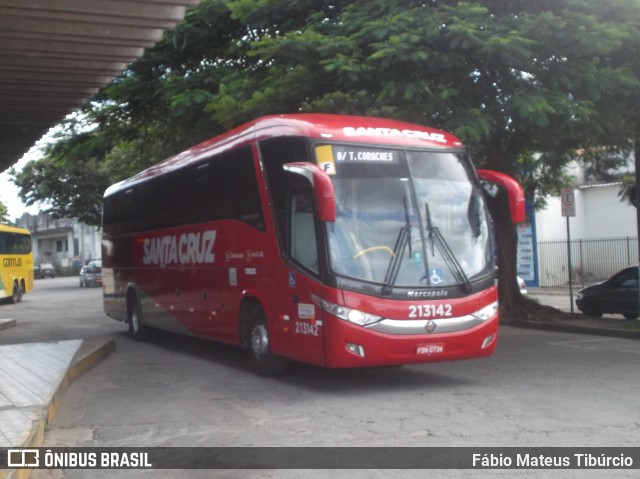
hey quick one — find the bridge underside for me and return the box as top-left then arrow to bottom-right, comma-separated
0,0 -> 200,173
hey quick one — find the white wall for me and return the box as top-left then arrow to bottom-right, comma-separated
535,183 -> 637,241
580,184 -> 636,238
535,196 -> 566,241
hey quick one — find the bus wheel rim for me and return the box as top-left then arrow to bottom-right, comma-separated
250,322 -> 269,361
131,308 -> 139,332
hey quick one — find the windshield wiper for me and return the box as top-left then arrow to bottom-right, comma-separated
425,202 -> 472,293
382,197 -> 412,295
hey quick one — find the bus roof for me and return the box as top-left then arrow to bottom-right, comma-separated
105,114 -> 465,197
0,224 -> 30,235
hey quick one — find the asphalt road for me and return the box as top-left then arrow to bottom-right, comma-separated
2,277 -> 639,479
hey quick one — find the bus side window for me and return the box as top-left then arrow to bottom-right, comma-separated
289,189 -> 319,274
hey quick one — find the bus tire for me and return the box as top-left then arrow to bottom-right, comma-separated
127,292 -> 153,341
10,280 -> 22,304
244,305 -> 288,376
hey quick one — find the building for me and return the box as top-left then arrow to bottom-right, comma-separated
536,157 -> 636,241
520,155 -> 637,287
15,212 -> 101,268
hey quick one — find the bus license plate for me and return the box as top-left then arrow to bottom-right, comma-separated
416,342 -> 444,355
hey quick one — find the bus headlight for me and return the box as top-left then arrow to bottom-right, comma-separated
319,299 -> 382,326
471,301 -> 499,321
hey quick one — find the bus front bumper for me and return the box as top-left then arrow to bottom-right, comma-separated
323,313 -> 499,369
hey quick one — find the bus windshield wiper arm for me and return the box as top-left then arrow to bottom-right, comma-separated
382,197 -> 412,295
425,202 -> 472,293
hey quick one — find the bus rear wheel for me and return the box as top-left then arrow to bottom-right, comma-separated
245,306 -> 288,376
10,280 -> 23,304
127,292 -> 153,341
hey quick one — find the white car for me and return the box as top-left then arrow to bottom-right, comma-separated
79,260 -> 102,287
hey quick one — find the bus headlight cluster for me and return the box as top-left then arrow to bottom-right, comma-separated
319,299 -> 382,326
471,301 -> 499,321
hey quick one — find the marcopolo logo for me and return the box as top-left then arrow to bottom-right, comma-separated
142,230 -> 217,266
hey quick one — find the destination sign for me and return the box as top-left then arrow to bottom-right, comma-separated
332,146 -> 400,164
315,145 -> 401,175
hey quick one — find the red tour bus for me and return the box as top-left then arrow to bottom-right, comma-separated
102,114 -> 524,375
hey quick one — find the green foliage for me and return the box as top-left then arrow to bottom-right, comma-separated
0,201 -> 9,224
619,175 -> 637,206
10,155 -> 109,226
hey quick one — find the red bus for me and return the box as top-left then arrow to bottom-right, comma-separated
102,114 -> 524,375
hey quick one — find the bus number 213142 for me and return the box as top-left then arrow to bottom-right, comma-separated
409,304 -> 453,319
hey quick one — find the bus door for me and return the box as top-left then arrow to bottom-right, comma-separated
276,186 -> 327,366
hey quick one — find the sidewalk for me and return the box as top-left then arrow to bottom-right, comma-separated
520,288 -> 640,340
0,319 -> 114,479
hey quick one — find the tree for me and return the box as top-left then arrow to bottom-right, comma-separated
210,0 -> 640,316
9,120 -> 114,225
0,201 -> 9,224
12,0 -> 640,317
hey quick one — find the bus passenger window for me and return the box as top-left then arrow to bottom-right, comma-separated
289,190 -> 318,274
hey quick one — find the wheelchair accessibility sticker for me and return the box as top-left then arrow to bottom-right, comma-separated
429,268 -> 445,286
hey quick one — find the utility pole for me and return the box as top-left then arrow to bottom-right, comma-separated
561,188 -> 576,313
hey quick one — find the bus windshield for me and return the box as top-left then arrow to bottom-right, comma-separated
321,145 -> 492,291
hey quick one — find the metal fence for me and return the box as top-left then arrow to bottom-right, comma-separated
537,236 -> 638,288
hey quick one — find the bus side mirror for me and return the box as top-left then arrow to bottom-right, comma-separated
283,162 -> 336,222
477,169 -> 525,224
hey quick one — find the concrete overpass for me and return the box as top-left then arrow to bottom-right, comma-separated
0,0 -> 200,173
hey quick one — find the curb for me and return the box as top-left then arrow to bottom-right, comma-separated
510,319 -> 640,340
48,339 -> 116,424
0,318 -> 16,331
1,338 -> 115,479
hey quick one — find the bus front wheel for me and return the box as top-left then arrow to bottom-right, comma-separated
127,292 -> 153,341
244,306 -> 288,376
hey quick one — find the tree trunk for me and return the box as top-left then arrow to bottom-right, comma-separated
485,185 -> 525,320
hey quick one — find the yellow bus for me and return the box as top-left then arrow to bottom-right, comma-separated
0,224 -> 34,304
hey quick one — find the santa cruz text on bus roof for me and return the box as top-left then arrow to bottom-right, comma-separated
342,126 -> 448,143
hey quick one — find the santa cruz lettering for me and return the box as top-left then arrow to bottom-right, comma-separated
343,126 -> 447,143
142,230 -> 217,266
